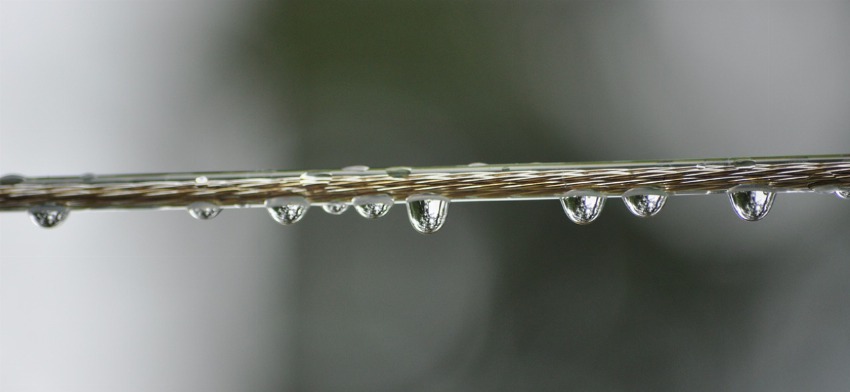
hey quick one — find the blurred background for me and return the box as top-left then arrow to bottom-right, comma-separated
2,1 -> 850,391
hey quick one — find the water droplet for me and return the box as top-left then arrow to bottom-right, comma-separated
343,165 -> 370,172
386,167 -> 412,178
352,194 -> 393,219
80,173 -> 96,182
322,203 -> 349,215
265,196 -> 310,225
728,186 -> 775,221
300,171 -> 333,185
187,202 -> 221,220
195,176 -> 209,185
560,191 -> 605,224
622,188 -> 667,217
28,206 -> 69,228
468,162 -> 487,167
0,174 -> 25,185
835,189 -> 850,199
406,195 -> 449,234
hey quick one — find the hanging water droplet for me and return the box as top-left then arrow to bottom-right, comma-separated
265,196 -> 310,225
728,186 -> 775,221
28,206 -> 69,228
322,203 -> 349,215
187,202 -> 221,220
835,189 -> 850,199
622,188 -> 667,217
386,167 -> 412,178
406,195 -> 449,234
0,174 -> 25,185
352,194 -> 394,219
560,191 -> 605,224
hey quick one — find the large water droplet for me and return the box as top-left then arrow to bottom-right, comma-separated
406,195 -> 449,234
322,203 -> 349,215
835,189 -> 850,199
560,191 -> 605,224
622,189 -> 667,217
187,202 -> 221,220
265,196 -> 309,225
728,186 -> 775,221
0,174 -> 25,185
29,206 -> 69,228
352,194 -> 393,219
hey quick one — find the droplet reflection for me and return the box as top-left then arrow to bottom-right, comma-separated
322,203 -> 349,215
265,196 -> 310,225
406,195 -> 449,234
728,186 -> 775,221
353,194 -> 394,219
187,202 -> 222,220
29,206 -> 69,228
623,189 -> 667,217
560,191 -> 605,224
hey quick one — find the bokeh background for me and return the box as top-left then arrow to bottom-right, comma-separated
3,1 -> 850,391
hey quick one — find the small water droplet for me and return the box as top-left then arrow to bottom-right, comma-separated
468,162 -> 487,167
728,186 -> 775,221
322,203 -> 349,215
835,189 -> 850,199
187,202 -> 221,220
406,195 -> 449,234
195,176 -> 209,185
695,163 -> 707,170
560,191 -> 605,224
300,171 -> 333,185
265,196 -> 309,225
0,174 -> 25,185
352,194 -> 393,219
343,165 -> 370,172
623,188 -> 667,217
80,173 -> 96,182
386,167 -> 412,178
28,206 -> 69,228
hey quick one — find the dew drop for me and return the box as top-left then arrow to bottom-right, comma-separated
195,176 -> 209,185
728,186 -> 775,221
406,195 -> 449,234
468,162 -> 487,167
622,188 -> 667,217
322,203 -> 349,215
352,194 -> 393,219
835,190 -> 850,199
0,174 -> 25,185
265,196 -> 310,225
386,167 -> 412,178
28,206 -> 69,228
187,202 -> 221,220
560,191 -> 605,224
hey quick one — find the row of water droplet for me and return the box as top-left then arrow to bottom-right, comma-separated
25,187 -> 849,232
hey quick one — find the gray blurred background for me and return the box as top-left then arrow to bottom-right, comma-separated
2,1 -> 850,391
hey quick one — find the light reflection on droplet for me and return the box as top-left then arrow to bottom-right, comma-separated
28,206 -> 69,228
265,196 -> 310,225
622,189 -> 667,217
728,186 -> 775,221
560,191 -> 605,224
322,203 -> 349,215
835,190 -> 850,199
187,202 -> 222,220
352,194 -> 393,219
195,176 -> 209,185
406,195 -> 449,234
342,165 -> 370,172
